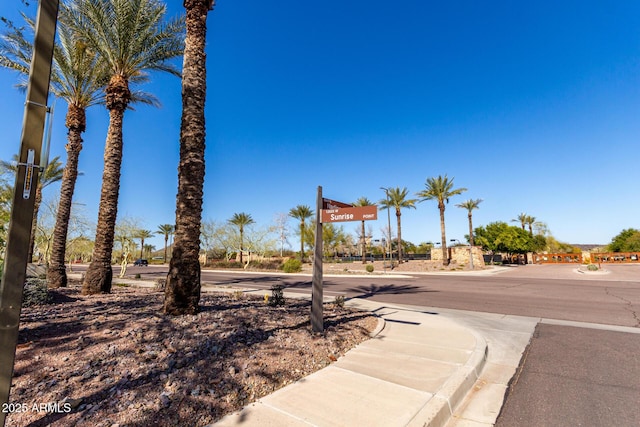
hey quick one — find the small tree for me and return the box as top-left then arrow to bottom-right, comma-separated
228,212 -> 255,263
156,223 -> 174,263
456,198 -> 482,246
289,205 -> 313,261
134,229 -> 153,260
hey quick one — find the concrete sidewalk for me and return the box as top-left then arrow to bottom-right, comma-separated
212,297 -> 490,427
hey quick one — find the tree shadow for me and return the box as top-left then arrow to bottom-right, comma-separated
347,283 -> 436,299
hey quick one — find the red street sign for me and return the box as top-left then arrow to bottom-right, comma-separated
320,206 -> 378,223
322,198 -> 353,209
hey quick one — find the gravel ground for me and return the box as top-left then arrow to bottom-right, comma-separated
6,282 -> 377,427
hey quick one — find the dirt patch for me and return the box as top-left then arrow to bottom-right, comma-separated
6,283 -> 377,426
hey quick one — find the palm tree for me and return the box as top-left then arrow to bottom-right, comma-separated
143,244 -> 155,259
289,205 -> 314,261
1,4 -> 108,287
525,215 -> 536,236
353,197 -> 374,263
511,213 -> 528,230
0,155 -> 64,262
456,198 -> 483,246
379,187 -> 417,263
228,213 -> 254,263
76,0 -> 184,295
156,223 -> 174,263
134,229 -> 153,260
417,175 -> 467,266
163,0 -> 214,315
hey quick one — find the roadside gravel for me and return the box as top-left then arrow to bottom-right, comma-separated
6,283 -> 377,427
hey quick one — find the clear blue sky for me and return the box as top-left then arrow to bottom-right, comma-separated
1,1 -> 639,252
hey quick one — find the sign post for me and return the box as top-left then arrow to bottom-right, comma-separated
311,186 -> 324,332
310,189 -> 378,333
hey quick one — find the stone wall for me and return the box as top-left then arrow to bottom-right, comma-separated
431,246 -> 485,267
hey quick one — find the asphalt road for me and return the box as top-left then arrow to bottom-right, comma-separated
182,266 -> 640,327
496,323 -> 640,427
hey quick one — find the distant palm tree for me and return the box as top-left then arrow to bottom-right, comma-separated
379,187 -> 417,263
511,213 -> 528,230
164,0 -> 214,316
525,215 -> 536,236
156,223 -> 174,263
143,244 -> 155,259
0,155 -> 64,262
0,4 -> 109,287
353,197 -> 374,264
228,213 -> 255,263
455,198 -> 483,246
134,229 -> 153,260
289,205 -> 314,261
77,0 -> 184,295
417,175 -> 467,266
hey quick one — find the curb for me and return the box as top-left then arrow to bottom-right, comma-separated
408,326 -> 489,427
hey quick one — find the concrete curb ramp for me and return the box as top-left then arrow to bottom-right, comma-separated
213,300 -> 488,427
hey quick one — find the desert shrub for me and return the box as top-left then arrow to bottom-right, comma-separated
210,260 -> 243,269
229,290 -> 244,300
23,278 -> 52,307
365,264 -> 374,273
247,260 -> 282,270
334,295 -> 345,308
282,258 -> 302,273
155,278 -> 166,291
268,284 -> 286,306
587,264 -> 598,271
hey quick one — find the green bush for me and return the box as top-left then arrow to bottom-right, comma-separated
365,264 -> 374,273
282,258 -> 302,273
23,278 -> 52,307
587,264 -> 599,271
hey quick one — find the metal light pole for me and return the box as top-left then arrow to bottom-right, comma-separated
0,1 -> 59,425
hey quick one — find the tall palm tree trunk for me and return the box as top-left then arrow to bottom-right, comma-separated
48,105 -> 85,288
439,204 -> 448,266
467,212 -> 474,246
239,229 -> 244,263
396,209 -> 403,263
164,0 -> 209,315
83,77 -> 129,295
163,235 -> 168,263
139,238 -> 145,260
299,222 -> 305,261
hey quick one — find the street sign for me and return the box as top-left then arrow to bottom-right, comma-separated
322,198 -> 353,209
320,205 -> 378,223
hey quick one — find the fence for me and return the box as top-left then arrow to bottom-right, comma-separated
533,253 -> 583,263
590,252 -> 640,263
